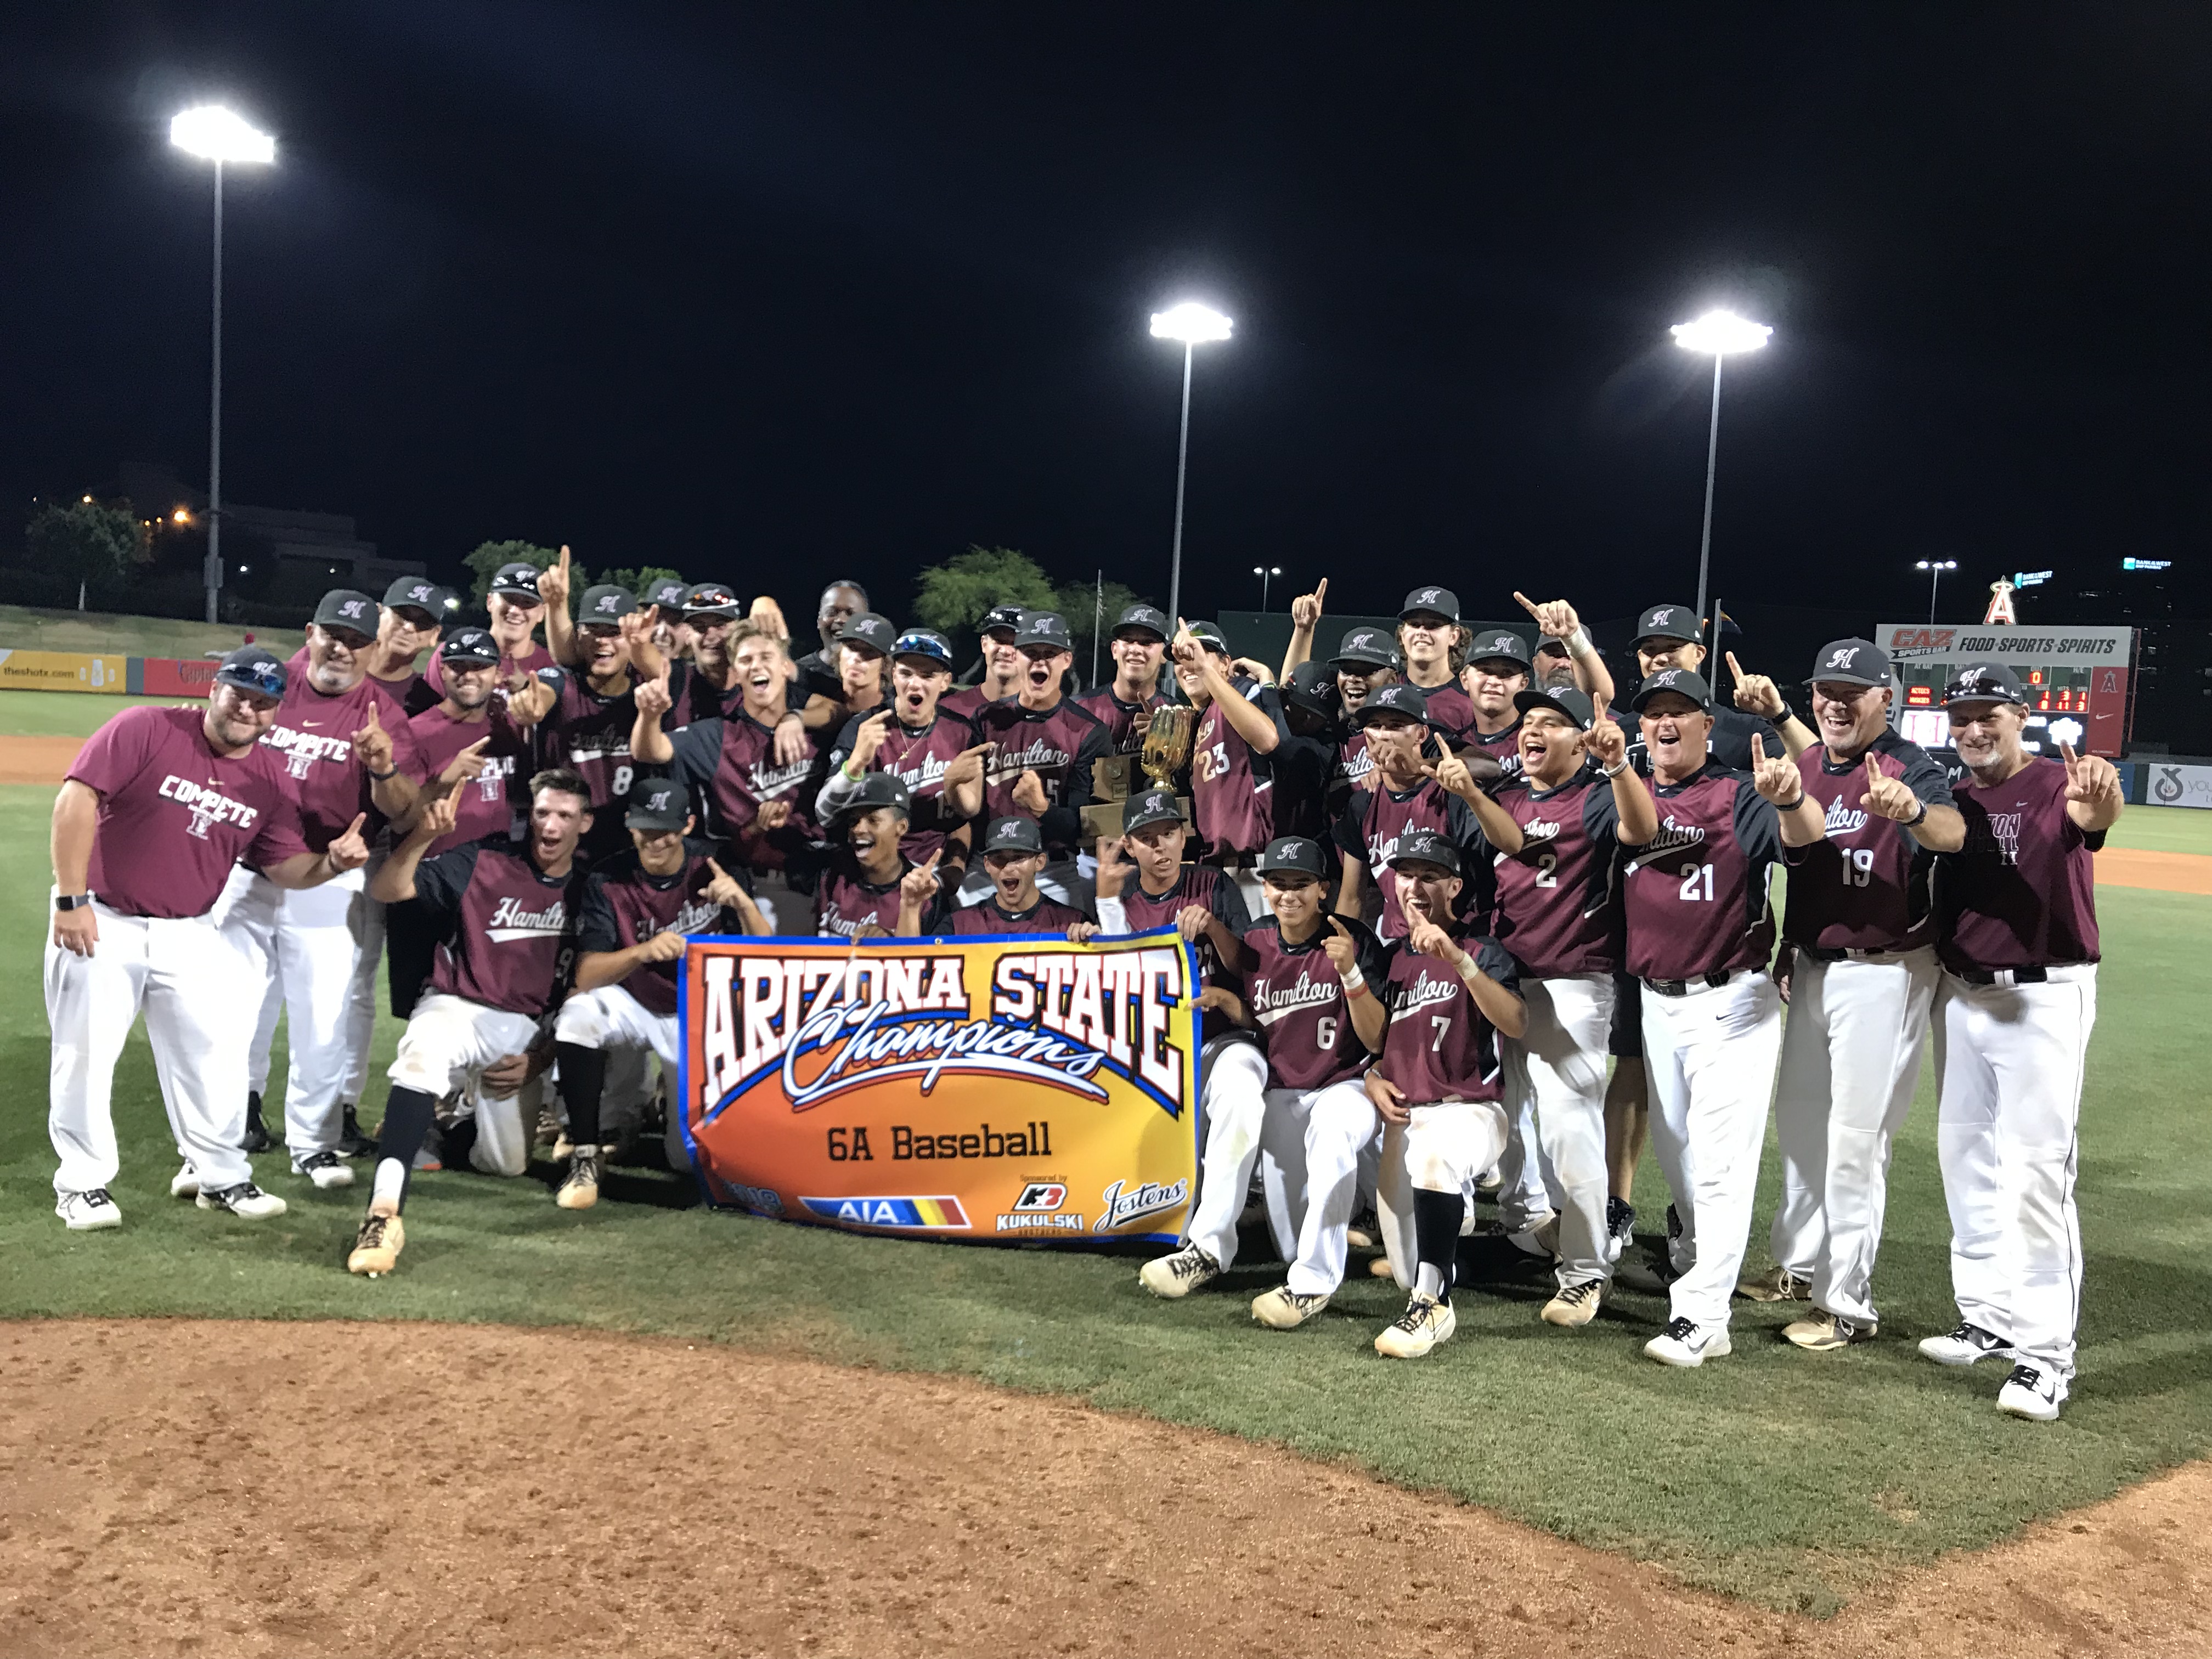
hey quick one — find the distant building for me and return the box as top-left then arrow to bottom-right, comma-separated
108,461 -> 425,603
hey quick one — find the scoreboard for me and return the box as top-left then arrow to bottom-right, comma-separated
1875,622 -> 2137,759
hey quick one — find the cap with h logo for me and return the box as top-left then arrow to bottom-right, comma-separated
624,779 -> 692,831
1807,637 -> 1893,687
313,590 -> 380,633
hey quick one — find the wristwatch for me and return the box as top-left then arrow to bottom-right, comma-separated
55,893 -> 93,911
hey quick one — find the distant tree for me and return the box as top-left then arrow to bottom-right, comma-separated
595,567 -> 684,606
911,546 -> 1060,637
462,540 -> 563,606
27,501 -> 143,598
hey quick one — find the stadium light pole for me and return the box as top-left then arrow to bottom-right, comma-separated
1916,558 -> 1957,625
1251,565 -> 1283,609
1670,308 -> 1770,643
171,106 -> 275,624
1150,302 -> 1232,627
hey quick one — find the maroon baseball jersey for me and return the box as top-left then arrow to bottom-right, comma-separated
1191,677 -> 1290,857
541,667 -> 647,858
1620,763 -> 1786,981
1109,864 -> 1251,1041
67,706 -> 311,918
413,837 -> 588,1017
667,714 -> 826,872
1333,780 -> 1489,941
815,855 -> 909,938
938,684 -> 1000,721
662,659 -> 743,730
1338,731 -> 1379,794
1784,730 -> 1955,953
945,894 -> 1090,936
1408,678 -> 1475,746
1462,716 -> 1523,776
976,696 -> 1110,853
408,702 -> 534,859
576,841 -> 746,1017
1492,769 -> 1623,977
1937,756 -> 2102,972
1376,930 -> 1521,1104
258,666 -> 424,851
425,638 -> 554,700
827,708 -> 982,863
1077,687 -> 1170,754
1242,913 -> 1390,1091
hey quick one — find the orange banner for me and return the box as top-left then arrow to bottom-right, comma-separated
680,929 -> 1201,1243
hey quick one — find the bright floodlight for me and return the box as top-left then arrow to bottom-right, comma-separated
170,106 -> 275,165
1151,302 -> 1233,344
1671,309 -> 1770,356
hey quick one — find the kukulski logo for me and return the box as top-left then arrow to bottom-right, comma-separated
1011,1181 -> 1068,1211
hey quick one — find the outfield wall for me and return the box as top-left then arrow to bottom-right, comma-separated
0,649 -> 218,697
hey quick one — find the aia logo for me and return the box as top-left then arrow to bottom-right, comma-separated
1012,1181 -> 1066,1212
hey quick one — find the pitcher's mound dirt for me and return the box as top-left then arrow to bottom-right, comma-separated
1,1320 -> 2206,1659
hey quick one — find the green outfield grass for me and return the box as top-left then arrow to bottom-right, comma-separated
2104,802 -> 2212,855
0,603 -> 272,661
0,689 -> 194,736
0,779 -> 2206,1614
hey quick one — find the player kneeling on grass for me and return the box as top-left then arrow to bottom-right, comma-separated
551,780 -> 769,1209
346,769 -> 595,1277
1364,831 -> 1527,1357
47,647 -> 371,1229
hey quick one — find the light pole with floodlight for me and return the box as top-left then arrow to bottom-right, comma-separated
1915,559 -> 1957,625
1251,565 -> 1283,609
1149,302 -> 1232,627
171,106 -> 275,624
1669,308 -> 1770,643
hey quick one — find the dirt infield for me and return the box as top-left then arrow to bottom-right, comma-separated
2094,845 -> 2212,895
0,736 -> 82,785
1,1320 -> 2205,1658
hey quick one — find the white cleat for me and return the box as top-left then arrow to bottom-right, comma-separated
294,1151 -> 356,1190
1918,1322 -> 2012,1367
170,1161 -> 201,1199
1374,1296 -> 1456,1358
1644,1316 -> 1733,1368
1996,1362 -> 2068,1422
56,1188 -> 122,1231
1138,1244 -> 1221,1299
196,1182 -> 288,1220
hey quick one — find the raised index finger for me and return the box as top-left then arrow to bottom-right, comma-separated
2059,741 -> 2079,767
1313,577 -> 1328,605
1513,590 -> 1542,619
1725,651 -> 1746,683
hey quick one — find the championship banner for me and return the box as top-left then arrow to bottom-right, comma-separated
679,928 -> 1201,1244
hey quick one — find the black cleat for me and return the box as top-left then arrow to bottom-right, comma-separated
241,1090 -> 274,1154
336,1103 -> 378,1159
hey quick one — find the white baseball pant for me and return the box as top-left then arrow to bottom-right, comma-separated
1493,1087 -> 1553,1233
1284,1079 -> 1387,1296
1181,1036 -> 1287,1268
1640,972 -> 1783,1331
338,852 -> 390,1107
46,898 -> 256,1196
389,992 -> 544,1177
1934,966 -> 2095,1380
1500,971 -> 1617,1289
218,862 -> 374,1162
555,984 -> 679,1068
1769,948 -> 1938,1325
1376,1099 -> 1510,1290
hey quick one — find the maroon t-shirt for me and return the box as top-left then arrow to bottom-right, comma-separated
414,838 -> 588,1018
576,842 -> 745,1017
945,895 -> 1089,936
69,706 -> 311,918
1937,757 -> 2102,972
977,697 -> 1110,853
827,709 -> 981,864
1492,769 -> 1623,977
939,684 -> 1009,721
815,856 -> 909,938
667,713 -> 826,873
408,702 -> 534,858
259,667 -> 425,851
1332,778 -> 1488,941
1408,678 -> 1475,746
1621,763 -> 1785,982
1784,731 -> 1954,954
1077,687 -> 1169,754
1192,678 -> 1289,857
285,645 -> 435,720
541,668 -> 644,857
1242,913 -> 1390,1091
1377,930 -> 1520,1104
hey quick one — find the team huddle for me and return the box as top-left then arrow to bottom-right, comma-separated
45,561 -> 2120,1421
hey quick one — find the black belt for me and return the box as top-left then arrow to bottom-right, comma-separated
1643,971 -> 1737,997
1798,944 -> 1915,963
1951,963 -> 2089,986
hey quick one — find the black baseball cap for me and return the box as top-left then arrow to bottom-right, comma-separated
1331,627 -> 1400,670
625,778 -> 691,831
892,628 -> 955,669
1400,585 -> 1461,622
1465,628 -> 1533,673
1387,827 -> 1461,876
981,816 -> 1045,855
1181,619 -> 1231,656
1014,612 -> 1073,653
1350,681 -> 1431,729
1255,836 -> 1329,878
383,575 -> 456,619
683,582 -> 743,619
578,584 -> 638,624
312,589 -> 380,635
839,772 -> 913,817
488,562 -> 544,601
1807,637 -> 1893,688
1632,603 -> 1701,647
981,603 -> 1028,637
1514,684 -> 1596,728
1283,659 -> 1341,721
438,627 -> 501,668
1112,603 -> 1171,642
213,645 -> 287,701
838,612 -> 899,656
644,575 -> 692,611
1122,787 -> 1185,833
1943,662 -> 2029,708
1630,667 -> 1713,712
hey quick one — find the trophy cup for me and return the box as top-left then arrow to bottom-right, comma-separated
1139,703 -> 1196,790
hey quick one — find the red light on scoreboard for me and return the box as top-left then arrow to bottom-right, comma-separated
2028,669 -> 2044,685
1905,685 -> 1933,707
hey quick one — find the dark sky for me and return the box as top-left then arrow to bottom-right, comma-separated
3,4 -> 2208,631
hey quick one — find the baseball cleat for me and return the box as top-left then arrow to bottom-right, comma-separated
1251,1285 -> 1331,1330
241,1090 -> 274,1154
1996,1362 -> 2067,1422
1920,1321 -> 2012,1368
550,1131 -> 574,1163
347,1212 -> 405,1277
1368,1253 -> 1397,1279
1375,1296 -> 1456,1358
336,1104 -> 378,1159
1346,1209 -> 1380,1251
1541,1278 -> 1604,1328
1604,1197 -> 1635,1265
1737,1265 -> 1811,1302
555,1147 -> 602,1211
1507,1214 -> 1561,1260
55,1188 -> 122,1231
170,1161 -> 201,1199
1644,1316 -> 1733,1368
197,1182 -> 287,1220
1138,1243 -> 1221,1299
1476,1164 -> 1503,1194
1784,1310 -> 1876,1351
294,1150 -> 356,1190
1612,1251 -> 1677,1295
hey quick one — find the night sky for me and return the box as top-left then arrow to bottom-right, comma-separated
4,5 -> 2208,630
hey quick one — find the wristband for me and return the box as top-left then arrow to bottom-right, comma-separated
1777,790 -> 1806,810
1340,967 -> 1366,995
1567,625 -> 1596,659
1600,759 -> 1629,779
54,893 -> 92,912
367,765 -> 397,782
1904,800 -> 1928,828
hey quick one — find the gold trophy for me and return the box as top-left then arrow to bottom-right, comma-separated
1139,703 -> 1195,790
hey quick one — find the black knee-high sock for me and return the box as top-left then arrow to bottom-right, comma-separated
1413,1187 -> 1465,1305
370,1086 -> 437,1213
556,1042 -> 608,1152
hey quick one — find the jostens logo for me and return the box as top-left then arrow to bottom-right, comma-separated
1094,1176 -> 1189,1233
